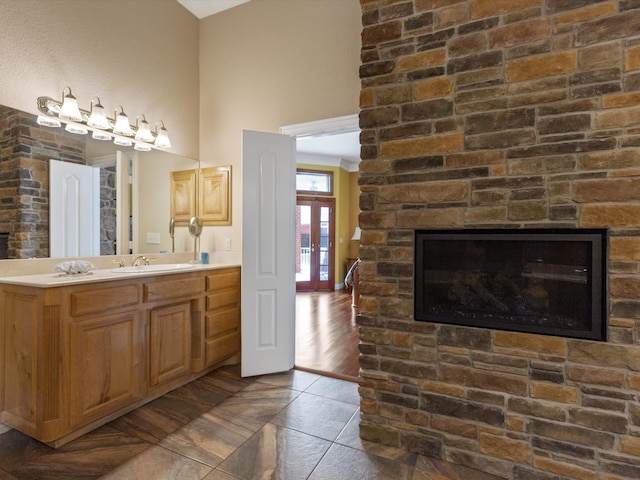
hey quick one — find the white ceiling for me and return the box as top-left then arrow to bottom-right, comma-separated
296,131 -> 361,164
176,0 -> 361,169
176,0 -> 250,19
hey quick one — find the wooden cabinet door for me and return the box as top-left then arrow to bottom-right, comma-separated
149,302 -> 191,388
69,310 -> 144,428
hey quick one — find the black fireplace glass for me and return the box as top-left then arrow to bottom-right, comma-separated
415,229 -> 607,341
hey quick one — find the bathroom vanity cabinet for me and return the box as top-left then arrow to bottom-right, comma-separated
0,266 -> 240,447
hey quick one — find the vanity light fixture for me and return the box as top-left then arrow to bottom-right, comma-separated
135,114 -> 154,143
92,130 -> 112,141
65,122 -> 88,135
154,121 -> 172,149
36,86 -> 172,151
87,97 -> 111,130
113,136 -> 133,147
112,106 -> 133,137
36,115 -> 61,128
58,87 -> 83,122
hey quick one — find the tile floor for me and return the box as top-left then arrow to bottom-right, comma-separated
0,366 -> 503,479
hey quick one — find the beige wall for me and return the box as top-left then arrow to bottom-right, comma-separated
0,0 -> 199,159
197,0 -> 362,254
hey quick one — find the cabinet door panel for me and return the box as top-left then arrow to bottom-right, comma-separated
206,270 -> 240,290
205,331 -> 240,367
206,290 -> 239,311
149,302 -> 191,388
205,307 -> 239,337
69,310 -> 143,427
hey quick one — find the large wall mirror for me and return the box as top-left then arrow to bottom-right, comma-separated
0,105 -> 199,259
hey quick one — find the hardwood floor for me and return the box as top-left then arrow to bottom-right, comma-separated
295,289 -> 359,381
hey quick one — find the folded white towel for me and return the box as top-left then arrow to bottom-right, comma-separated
54,260 -> 96,275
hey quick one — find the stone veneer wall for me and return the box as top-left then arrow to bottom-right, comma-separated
100,166 -> 117,256
358,1 -> 640,478
0,106 -> 85,258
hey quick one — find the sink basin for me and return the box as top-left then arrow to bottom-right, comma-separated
111,263 -> 196,274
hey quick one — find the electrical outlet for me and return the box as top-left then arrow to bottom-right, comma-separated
225,238 -> 231,251
146,232 -> 161,244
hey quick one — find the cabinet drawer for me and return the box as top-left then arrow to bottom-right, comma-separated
71,285 -> 140,317
206,290 -> 239,311
205,307 -> 239,338
144,276 -> 204,303
206,269 -> 240,291
205,331 -> 240,366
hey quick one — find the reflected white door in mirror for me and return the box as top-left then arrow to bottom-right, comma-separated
49,160 -> 100,257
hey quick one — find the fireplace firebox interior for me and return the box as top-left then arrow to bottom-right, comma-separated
415,229 -> 607,341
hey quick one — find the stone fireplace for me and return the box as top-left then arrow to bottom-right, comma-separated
358,1 -> 640,478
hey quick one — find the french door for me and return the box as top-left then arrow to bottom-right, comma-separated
296,196 -> 335,291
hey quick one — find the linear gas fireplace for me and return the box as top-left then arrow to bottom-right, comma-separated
415,229 -> 607,341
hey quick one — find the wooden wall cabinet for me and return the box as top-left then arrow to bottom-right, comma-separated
170,169 -> 197,226
171,166 -> 232,227
199,166 -> 231,226
0,267 -> 240,447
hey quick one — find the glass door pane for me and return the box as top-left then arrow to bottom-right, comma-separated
296,204 -> 311,283
319,206 -> 329,281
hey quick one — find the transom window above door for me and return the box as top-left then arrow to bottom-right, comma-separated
296,169 -> 333,195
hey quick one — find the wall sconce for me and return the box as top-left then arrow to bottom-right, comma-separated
351,226 -> 361,241
36,86 -> 171,151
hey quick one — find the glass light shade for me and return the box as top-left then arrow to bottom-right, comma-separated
87,104 -> 111,129
37,115 -> 61,128
135,119 -> 154,142
59,92 -> 83,122
154,125 -> 171,149
113,111 -> 133,136
134,142 -> 152,152
351,226 -> 361,241
92,130 -> 112,141
113,136 -> 133,147
65,123 -> 88,135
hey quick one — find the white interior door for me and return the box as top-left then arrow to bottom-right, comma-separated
49,159 -> 100,258
241,130 -> 296,377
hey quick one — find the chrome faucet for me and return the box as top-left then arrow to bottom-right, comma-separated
131,255 -> 152,266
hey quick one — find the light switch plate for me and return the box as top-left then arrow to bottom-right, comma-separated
146,232 -> 161,244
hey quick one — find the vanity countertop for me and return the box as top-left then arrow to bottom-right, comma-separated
0,262 -> 240,288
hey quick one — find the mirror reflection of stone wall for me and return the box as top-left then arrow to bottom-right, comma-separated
0,105 -> 84,258
100,166 -> 117,255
